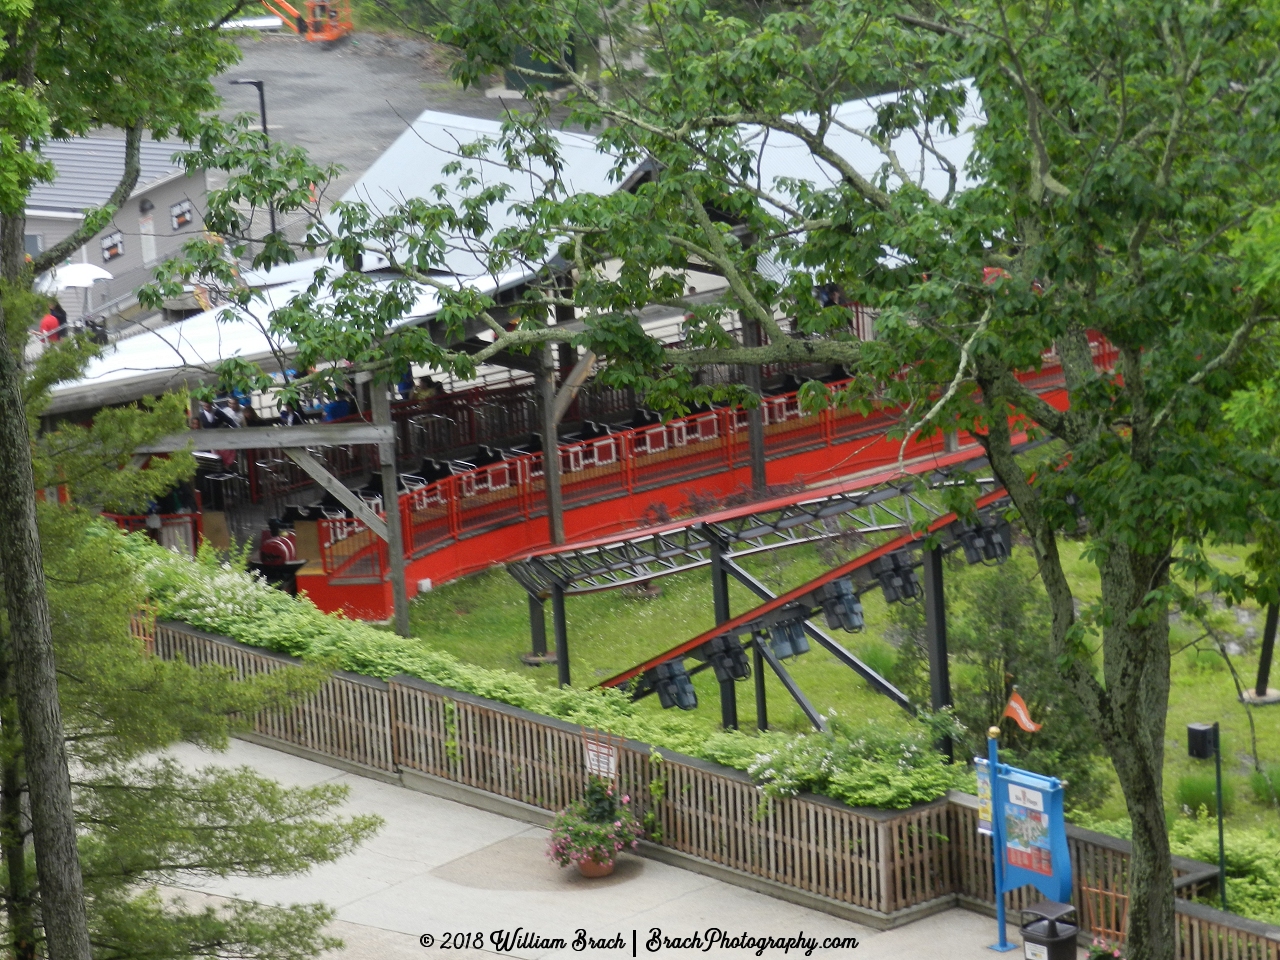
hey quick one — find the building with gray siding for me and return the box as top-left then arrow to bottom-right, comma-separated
26,137 -> 207,327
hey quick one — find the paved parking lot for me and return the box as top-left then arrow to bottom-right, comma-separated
216,31 -> 514,202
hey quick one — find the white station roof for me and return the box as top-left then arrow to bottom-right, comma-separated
47,92 -> 980,416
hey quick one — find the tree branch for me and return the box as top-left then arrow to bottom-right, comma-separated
32,122 -> 145,276
897,305 -> 990,470
1150,311 -> 1275,433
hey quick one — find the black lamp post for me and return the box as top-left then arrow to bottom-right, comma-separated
229,78 -> 277,235
1187,721 -> 1227,909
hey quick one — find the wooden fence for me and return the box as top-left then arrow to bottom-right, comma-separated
152,620 -> 1280,952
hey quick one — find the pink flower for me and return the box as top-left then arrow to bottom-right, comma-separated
622,795 -> 630,803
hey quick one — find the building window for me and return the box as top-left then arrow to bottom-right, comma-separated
23,234 -> 42,259
170,200 -> 194,231
101,231 -> 124,262
139,215 -> 156,264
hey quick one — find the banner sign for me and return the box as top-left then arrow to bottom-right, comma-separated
974,758 -> 993,836
994,765 -> 1070,902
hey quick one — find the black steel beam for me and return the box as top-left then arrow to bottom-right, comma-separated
709,529 -> 737,729
721,557 -> 914,712
720,678 -> 739,729
754,642 -> 768,731
525,593 -> 550,662
755,636 -> 826,732
921,545 -> 953,761
552,584 -> 570,687
922,546 -> 952,712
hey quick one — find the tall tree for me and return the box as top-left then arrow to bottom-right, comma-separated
158,2 -> 1280,956
6,261 -> 378,960
0,3 -> 249,956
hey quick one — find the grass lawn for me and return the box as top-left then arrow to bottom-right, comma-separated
406,536 -> 1280,830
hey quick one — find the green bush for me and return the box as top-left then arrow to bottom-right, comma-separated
852,638 -> 897,681
1248,765 -> 1279,806
1072,813 -> 1280,926
1175,771 -> 1234,817
128,535 -> 964,810
1168,819 -> 1280,925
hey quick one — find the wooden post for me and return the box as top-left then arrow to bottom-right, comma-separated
741,313 -> 766,495
372,383 -> 411,637
540,345 -> 565,545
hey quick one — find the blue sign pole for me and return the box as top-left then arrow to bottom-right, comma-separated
987,726 -> 1016,952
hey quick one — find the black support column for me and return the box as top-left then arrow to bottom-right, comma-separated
521,593 -> 556,666
709,533 -> 737,729
552,583 -> 570,687
922,545 -> 953,760
753,636 -> 768,732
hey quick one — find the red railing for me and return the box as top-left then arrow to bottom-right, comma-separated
316,333 -> 1123,579
316,385 -> 926,577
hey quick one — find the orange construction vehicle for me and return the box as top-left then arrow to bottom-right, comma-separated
261,0 -> 353,42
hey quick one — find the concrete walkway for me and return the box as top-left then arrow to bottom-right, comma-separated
168,739 -> 1066,959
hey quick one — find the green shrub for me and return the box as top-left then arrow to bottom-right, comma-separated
1168,819 -> 1280,925
1072,813 -> 1280,926
128,535 -> 963,810
1182,646 -> 1226,672
852,638 -> 897,682
1175,770 -> 1234,817
1248,765 -> 1280,806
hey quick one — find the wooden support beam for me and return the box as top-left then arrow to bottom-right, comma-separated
281,447 -> 388,540
550,350 -> 596,426
136,423 -> 393,453
372,384 -> 411,638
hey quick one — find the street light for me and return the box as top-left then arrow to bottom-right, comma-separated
229,78 -> 277,235
1187,721 -> 1228,909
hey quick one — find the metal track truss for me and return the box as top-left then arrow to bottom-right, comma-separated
509,469 -> 997,597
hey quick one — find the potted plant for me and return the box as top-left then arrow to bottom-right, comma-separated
1087,939 -> 1124,960
547,776 -> 641,877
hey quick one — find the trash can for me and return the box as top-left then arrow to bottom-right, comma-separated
1020,901 -> 1078,960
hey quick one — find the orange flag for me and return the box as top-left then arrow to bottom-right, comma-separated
1002,690 -> 1042,732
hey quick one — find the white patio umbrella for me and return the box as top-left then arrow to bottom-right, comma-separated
33,262 -> 113,294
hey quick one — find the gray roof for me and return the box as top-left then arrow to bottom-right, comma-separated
27,137 -> 191,214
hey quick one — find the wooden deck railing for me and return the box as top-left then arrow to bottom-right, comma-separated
153,620 -> 1279,949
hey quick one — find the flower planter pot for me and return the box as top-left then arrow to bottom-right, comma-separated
575,858 -> 615,878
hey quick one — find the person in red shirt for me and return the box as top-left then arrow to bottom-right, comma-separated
39,303 -> 65,343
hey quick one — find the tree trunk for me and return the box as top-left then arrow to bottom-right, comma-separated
0,659 -> 36,960
0,291 -> 93,960
978,378 -> 1176,960
540,344 -> 565,545
1097,542 -> 1175,960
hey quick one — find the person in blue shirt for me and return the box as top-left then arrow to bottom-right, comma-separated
322,391 -> 354,422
